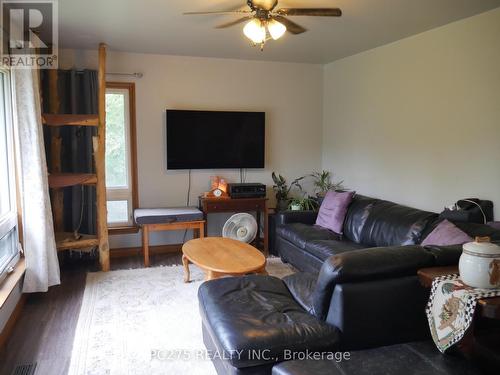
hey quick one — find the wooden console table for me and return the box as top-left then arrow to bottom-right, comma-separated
198,197 -> 269,256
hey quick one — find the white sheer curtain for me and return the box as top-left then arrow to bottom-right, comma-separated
13,68 -> 60,293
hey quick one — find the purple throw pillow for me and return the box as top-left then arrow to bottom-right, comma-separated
315,190 -> 355,234
421,219 -> 472,246
487,222 -> 500,230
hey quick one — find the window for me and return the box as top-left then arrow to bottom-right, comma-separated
105,82 -> 138,230
0,69 -> 20,283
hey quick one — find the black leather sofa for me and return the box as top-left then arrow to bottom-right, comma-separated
276,195 -> 499,273
275,195 -> 500,349
198,194 -> 499,374
276,194 -> 440,273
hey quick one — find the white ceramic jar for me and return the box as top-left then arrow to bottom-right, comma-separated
459,238 -> 500,289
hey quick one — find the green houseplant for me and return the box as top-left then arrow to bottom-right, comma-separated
288,195 -> 320,211
288,197 -> 302,211
310,170 -> 344,197
272,172 -> 304,211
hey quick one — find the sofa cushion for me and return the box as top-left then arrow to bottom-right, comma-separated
134,207 -> 203,225
272,340 -> 481,375
198,275 -> 339,369
343,195 -> 438,247
277,223 -> 339,249
315,191 -> 355,234
305,240 -> 366,261
421,219 -> 472,246
354,199 -> 437,247
343,195 -> 377,243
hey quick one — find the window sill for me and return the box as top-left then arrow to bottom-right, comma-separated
0,258 -> 26,309
109,225 -> 140,235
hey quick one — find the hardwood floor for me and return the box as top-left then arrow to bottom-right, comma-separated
0,252 -> 182,375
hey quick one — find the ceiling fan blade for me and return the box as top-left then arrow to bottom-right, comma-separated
215,17 -> 252,29
273,16 -> 307,35
276,8 -> 342,17
183,10 -> 251,15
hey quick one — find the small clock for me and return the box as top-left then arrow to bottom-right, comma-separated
213,188 -> 223,198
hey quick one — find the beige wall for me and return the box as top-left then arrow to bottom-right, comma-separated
322,8 -> 500,219
60,50 -> 323,248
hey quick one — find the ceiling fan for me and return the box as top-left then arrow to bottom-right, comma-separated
184,0 -> 342,49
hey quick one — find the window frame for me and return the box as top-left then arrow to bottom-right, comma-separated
0,67 -> 21,284
105,82 -> 138,234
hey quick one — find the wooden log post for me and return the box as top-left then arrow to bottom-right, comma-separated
96,43 -> 110,271
47,69 -> 64,232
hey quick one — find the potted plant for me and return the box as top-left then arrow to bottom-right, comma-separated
288,198 -> 302,211
310,170 -> 344,200
272,172 -> 304,211
288,195 -> 320,211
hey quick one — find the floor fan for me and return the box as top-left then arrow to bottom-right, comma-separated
222,213 -> 258,243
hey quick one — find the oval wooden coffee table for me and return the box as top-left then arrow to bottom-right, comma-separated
182,237 -> 267,283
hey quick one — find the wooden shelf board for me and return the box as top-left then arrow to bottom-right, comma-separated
55,232 -> 99,251
48,173 -> 97,188
42,114 -> 99,127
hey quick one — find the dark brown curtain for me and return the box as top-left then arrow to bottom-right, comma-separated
41,69 -> 98,238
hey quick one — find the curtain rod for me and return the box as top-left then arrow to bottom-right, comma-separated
67,69 -> 143,78
106,72 -> 143,78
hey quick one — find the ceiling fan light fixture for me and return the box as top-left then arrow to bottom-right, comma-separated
243,19 -> 266,44
267,19 -> 286,40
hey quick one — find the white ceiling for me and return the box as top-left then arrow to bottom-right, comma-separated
59,0 -> 500,64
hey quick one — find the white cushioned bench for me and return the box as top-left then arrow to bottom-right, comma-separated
134,207 -> 205,267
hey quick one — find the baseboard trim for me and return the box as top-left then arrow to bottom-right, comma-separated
0,294 -> 26,351
110,244 -> 182,258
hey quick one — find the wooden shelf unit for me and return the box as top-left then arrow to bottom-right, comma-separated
42,114 -> 99,127
42,43 -> 110,271
55,232 -> 99,251
48,173 -> 97,188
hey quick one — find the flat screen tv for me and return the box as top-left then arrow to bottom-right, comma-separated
166,110 -> 265,170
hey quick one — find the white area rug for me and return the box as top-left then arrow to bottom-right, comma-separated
68,258 -> 295,375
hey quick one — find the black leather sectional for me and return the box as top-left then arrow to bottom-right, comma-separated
276,194 -> 439,272
198,194 -> 499,374
272,340 -> 482,375
275,195 -> 500,348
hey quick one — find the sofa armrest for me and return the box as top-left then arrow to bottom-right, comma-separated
275,210 -> 318,226
311,245 -> 435,320
327,276 -> 430,349
423,244 -> 463,266
325,245 -> 436,284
